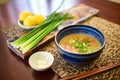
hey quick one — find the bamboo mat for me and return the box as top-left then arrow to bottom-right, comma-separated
2,17 -> 120,80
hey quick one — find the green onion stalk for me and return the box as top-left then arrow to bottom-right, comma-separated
22,20 -> 64,54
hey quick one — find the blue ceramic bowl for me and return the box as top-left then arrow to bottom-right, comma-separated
55,25 -> 106,65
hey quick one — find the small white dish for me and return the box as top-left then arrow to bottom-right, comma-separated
29,51 -> 54,71
17,19 -> 38,30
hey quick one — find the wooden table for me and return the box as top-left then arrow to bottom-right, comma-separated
0,0 -> 120,80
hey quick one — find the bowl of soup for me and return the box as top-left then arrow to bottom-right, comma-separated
55,25 -> 105,65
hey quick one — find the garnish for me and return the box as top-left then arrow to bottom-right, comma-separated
69,39 -> 90,53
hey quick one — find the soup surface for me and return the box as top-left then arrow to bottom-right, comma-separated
59,33 -> 101,54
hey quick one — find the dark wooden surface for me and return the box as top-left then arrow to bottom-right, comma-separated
0,0 -> 120,80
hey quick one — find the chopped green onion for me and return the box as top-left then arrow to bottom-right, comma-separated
70,39 -> 90,53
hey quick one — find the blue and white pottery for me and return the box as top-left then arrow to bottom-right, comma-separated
55,25 -> 106,65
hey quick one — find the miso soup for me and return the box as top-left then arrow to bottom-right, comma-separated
59,33 -> 101,54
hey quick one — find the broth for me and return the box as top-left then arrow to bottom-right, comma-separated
59,33 -> 101,54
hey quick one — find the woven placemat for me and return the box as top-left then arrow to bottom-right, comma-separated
2,17 -> 120,80
1,24 -> 25,38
